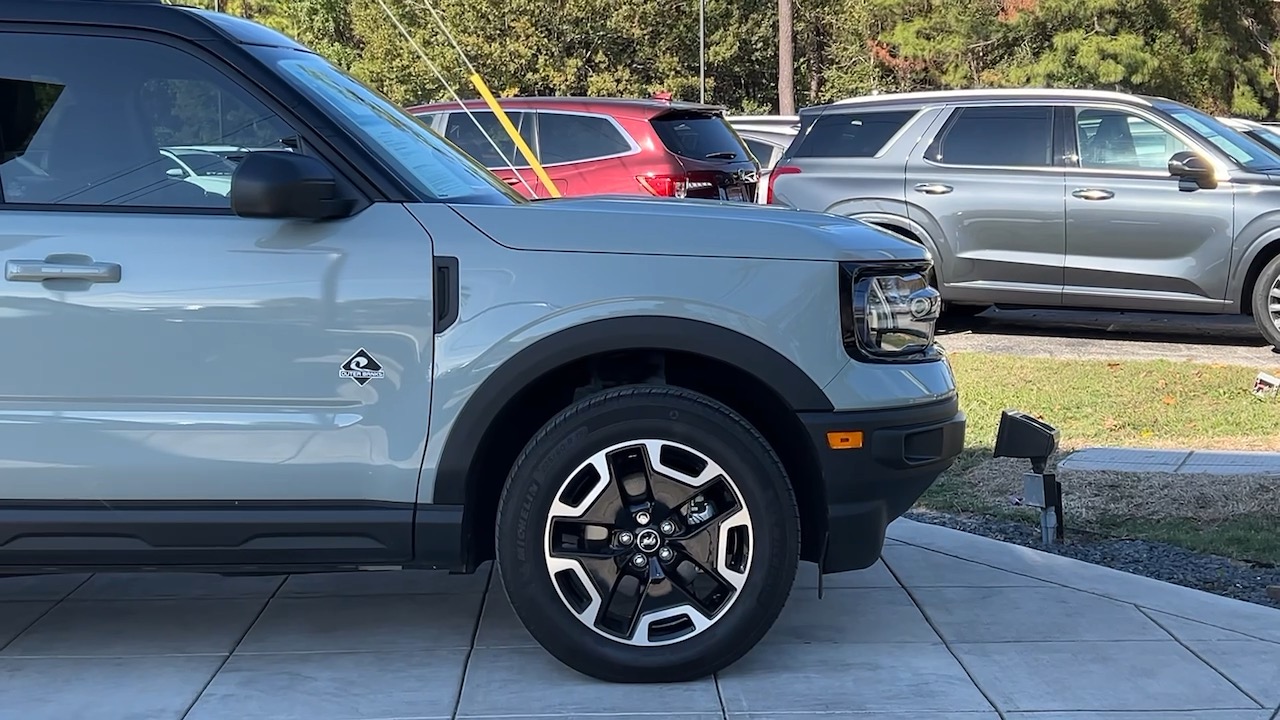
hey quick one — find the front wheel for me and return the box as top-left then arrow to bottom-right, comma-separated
495,384 -> 800,683
1252,254 -> 1280,349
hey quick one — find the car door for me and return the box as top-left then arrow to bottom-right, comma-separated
0,28 -> 436,567
905,103 -> 1066,306
1062,104 -> 1234,311
441,109 -> 540,197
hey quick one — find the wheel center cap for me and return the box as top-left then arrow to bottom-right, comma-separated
636,528 -> 661,553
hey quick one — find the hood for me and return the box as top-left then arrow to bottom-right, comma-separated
446,195 -> 929,263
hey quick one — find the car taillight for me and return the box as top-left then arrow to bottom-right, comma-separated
766,165 -> 801,204
636,174 -> 687,198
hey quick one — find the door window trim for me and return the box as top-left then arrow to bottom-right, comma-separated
0,24 -> 374,215
919,101 -> 1065,173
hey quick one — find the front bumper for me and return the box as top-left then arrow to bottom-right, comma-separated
798,396 -> 966,574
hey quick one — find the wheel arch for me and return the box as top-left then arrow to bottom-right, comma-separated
848,212 -> 944,283
429,315 -> 835,572
1238,237 -> 1280,315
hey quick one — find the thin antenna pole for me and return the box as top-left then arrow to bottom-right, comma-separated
371,0 -> 539,197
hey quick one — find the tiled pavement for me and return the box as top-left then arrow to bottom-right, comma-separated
1060,447 -> 1280,476
2,519 -> 1278,720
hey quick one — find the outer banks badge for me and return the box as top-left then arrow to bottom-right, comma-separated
339,348 -> 385,386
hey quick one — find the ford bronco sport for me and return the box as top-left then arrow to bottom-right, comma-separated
0,0 -> 965,683
769,88 -> 1280,349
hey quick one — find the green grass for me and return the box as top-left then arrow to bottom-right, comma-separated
947,352 -> 1280,451
914,352 -> 1280,564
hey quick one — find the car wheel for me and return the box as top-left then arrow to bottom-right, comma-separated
1252,254 -> 1280,349
495,384 -> 800,683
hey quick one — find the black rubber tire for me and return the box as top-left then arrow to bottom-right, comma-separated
494,384 -> 800,683
1251,254 -> 1280,350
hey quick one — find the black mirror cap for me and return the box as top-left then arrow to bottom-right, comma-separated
231,151 -> 356,220
1168,151 -> 1218,190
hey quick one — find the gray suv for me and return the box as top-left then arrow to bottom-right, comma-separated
768,88 -> 1280,348
0,0 -> 965,684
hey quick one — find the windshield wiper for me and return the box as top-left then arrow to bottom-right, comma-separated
705,151 -> 738,159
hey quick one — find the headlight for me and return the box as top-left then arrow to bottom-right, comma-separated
841,263 -> 941,361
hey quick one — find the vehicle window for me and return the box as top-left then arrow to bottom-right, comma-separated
650,112 -> 751,162
743,138 -> 778,166
536,112 -> 632,164
0,32 -> 300,208
443,110 -> 531,168
268,51 -> 523,204
927,106 -> 1054,168
1155,101 -> 1280,172
1074,108 -> 1190,171
794,110 -> 916,158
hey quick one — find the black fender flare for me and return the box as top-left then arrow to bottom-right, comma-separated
430,315 -> 834,506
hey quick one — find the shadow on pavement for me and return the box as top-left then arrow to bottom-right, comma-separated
939,306 -> 1274,351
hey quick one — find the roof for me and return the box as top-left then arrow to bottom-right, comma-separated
0,0 -> 310,51
405,96 -> 726,117
806,88 -> 1167,114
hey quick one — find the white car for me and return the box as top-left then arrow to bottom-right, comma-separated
1218,116 -> 1280,155
726,115 -> 799,203
159,147 -> 239,196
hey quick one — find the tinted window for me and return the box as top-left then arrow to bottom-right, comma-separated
650,113 -> 750,161
442,110 -> 531,168
1155,101 -> 1280,172
537,112 -> 632,164
0,32 -> 298,208
173,150 -> 238,176
269,52 -> 522,204
794,110 -> 916,158
743,138 -> 779,166
928,106 -> 1054,167
1075,108 -> 1189,171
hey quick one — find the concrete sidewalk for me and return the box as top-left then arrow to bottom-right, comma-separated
1060,447 -> 1280,476
1,518 -> 1277,719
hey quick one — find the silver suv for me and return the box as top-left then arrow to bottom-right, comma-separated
0,0 -> 965,684
768,89 -> 1280,348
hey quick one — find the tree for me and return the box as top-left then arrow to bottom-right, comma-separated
778,0 -> 795,112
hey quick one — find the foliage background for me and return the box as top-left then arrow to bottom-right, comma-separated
184,0 -> 1280,118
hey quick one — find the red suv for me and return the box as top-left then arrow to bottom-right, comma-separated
406,96 -> 761,201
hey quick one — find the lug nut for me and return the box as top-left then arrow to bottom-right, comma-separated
659,520 -> 676,535
658,547 -> 674,562
631,553 -> 648,568
617,531 -> 634,546
635,511 -> 651,526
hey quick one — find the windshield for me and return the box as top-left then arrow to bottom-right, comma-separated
260,48 -> 524,205
1241,124 -> 1280,155
1156,101 -> 1280,171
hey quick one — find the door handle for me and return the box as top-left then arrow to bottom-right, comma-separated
1072,188 -> 1115,201
913,183 -> 953,195
503,178 -> 522,185
6,257 -> 121,283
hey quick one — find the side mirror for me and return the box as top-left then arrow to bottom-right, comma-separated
165,167 -> 186,179
230,151 -> 356,220
1168,150 -> 1217,190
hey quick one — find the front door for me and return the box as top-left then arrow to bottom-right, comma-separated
1062,105 -> 1235,312
0,29 -> 435,567
905,104 -> 1066,306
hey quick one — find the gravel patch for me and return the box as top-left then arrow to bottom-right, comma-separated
904,508 -> 1280,610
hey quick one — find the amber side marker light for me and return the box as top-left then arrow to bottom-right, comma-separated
826,431 -> 863,449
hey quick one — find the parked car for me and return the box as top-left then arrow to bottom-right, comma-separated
0,0 -> 964,684
406,97 -> 761,202
726,114 -> 799,203
1219,116 -> 1280,155
159,146 -> 238,195
769,88 -> 1280,347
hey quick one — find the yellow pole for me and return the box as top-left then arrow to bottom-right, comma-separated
467,73 -> 562,198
